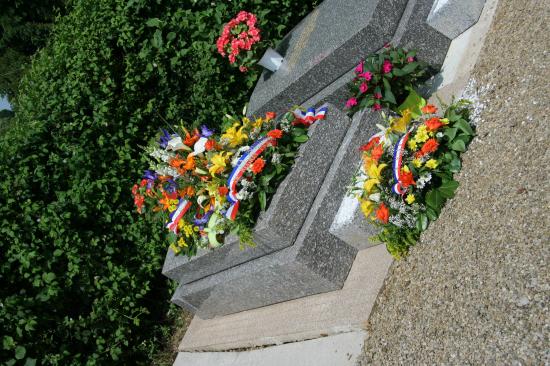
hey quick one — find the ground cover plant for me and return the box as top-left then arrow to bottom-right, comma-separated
0,0 -> 319,364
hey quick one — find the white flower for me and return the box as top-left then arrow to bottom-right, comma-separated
368,193 -> 380,202
271,153 -> 281,164
416,173 -> 432,190
436,132 -> 444,138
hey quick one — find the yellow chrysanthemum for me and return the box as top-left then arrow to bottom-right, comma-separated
209,151 -> 232,176
406,194 -> 415,204
222,123 -> 248,148
414,125 -> 429,143
425,159 -> 439,169
412,158 -> 423,168
177,237 -> 188,247
407,138 -> 418,151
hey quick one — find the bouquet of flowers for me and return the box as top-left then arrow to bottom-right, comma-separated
132,106 -> 327,257
351,92 -> 474,258
345,45 -> 429,114
216,11 -> 263,72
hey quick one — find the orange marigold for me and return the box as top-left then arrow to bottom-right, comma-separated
375,203 -> 389,224
425,117 -> 443,131
422,104 -> 438,114
250,157 -> 266,174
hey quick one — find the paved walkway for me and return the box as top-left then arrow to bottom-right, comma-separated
359,0 -> 549,364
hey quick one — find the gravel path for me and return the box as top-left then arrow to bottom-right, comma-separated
359,0 -> 549,364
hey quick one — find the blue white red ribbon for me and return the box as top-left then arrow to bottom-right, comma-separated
293,104 -> 328,126
225,136 -> 276,220
166,199 -> 192,233
392,130 -> 412,195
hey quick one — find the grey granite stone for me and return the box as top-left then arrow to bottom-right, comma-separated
162,105 -> 351,284
171,105 -> 371,319
427,0 -> 487,39
247,0 -> 409,117
392,0 -> 452,68
329,111 -> 382,250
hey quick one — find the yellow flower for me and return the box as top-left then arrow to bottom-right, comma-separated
360,199 -> 376,218
209,151 -> 232,176
403,165 -> 410,173
252,117 -> 264,129
412,158 -> 423,168
440,118 -> 450,125
222,123 -> 248,148
407,138 -> 418,151
241,117 -> 251,126
425,159 -> 439,169
414,125 -> 429,143
390,109 -> 412,133
364,163 -> 387,194
177,237 -> 188,247
170,243 -> 181,254
178,220 -> 194,238
405,194 -> 415,204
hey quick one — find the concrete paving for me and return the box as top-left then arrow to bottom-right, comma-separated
178,245 -> 392,351
174,331 -> 366,366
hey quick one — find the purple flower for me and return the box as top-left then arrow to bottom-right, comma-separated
193,209 -> 213,229
164,179 -> 177,193
200,125 -> 214,138
159,129 -> 176,149
142,170 -> 157,189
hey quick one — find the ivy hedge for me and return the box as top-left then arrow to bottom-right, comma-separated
0,0 -> 318,364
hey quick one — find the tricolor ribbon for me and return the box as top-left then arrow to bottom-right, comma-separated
225,136 -> 276,220
166,199 -> 192,233
292,104 -> 328,126
392,130 -> 412,195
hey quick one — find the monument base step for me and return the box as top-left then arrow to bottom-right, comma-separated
178,245 -> 392,352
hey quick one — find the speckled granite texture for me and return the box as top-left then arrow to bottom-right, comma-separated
359,0 -> 549,364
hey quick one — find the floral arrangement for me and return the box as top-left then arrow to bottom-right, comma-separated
216,11 -> 263,73
345,45 -> 429,114
132,106 -> 327,256
351,92 -> 474,258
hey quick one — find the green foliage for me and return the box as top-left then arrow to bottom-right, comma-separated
0,0 -> 67,99
0,0 -> 318,364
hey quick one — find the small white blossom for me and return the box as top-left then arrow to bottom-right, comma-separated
271,153 -> 281,164
368,193 -> 380,202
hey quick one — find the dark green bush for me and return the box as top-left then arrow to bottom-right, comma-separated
0,0 -> 318,364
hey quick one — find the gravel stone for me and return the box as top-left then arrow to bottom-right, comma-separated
358,0 -> 549,364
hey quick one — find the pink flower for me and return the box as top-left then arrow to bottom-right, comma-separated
359,71 -> 372,81
372,103 -> 382,111
345,97 -> 358,108
407,56 -> 415,63
374,92 -> 382,99
239,65 -> 248,72
359,83 -> 368,93
228,54 -> 236,64
382,60 -> 393,74
355,61 -> 364,74
236,11 -> 248,22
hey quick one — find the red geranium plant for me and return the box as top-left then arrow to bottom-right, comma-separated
216,11 -> 264,72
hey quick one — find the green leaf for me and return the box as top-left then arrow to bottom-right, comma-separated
401,62 -> 418,74
455,119 -> 474,135
451,139 -> 466,152
438,180 -> 459,198
426,207 -> 438,221
15,346 -> 26,360
24,358 -> 37,366
145,18 -> 162,27
259,191 -> 267,211
416,213 -> 428,231
444,127 -> 458,141
293,135 -> 309,143
426,189 -> 444,212
448,158 -> 461,172
397,89 -> 425,118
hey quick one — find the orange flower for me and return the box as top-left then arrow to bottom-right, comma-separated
179,186 -> 195,198
184,129 -> 200,146
205,139 -> 216,151
360,136 -> 380,152
422,104 -> 438,114
370,143 -> 384,161
420,138 -> 439,156
218,186 -> 229,196
251,157 -> 266,174
134,194 -> 144,213
375,203 -> 389,224
169,155 -> 186,170
183,155 -> 196,171
400,169 -> 416,188
265,112 -> 276,120
267,129 -> 283,139
425,117 -> 443,131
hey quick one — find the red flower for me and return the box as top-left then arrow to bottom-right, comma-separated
416,138 -> 439,157
267,129 -> 283,139
205,139 -> 216,151
265,111 -> 276,120
400,169 -> 415,188
218,186 -> 229,196
359,136 -> 380,152
382,60 -> 393,74
239,66 -> 248,72
251,158 -> 266,174
374,92 -> 382,99
425,117 -> 443,131
422,104 -> 438,114
134,194 -> 144,214
370,143 -> 384,161
376,203 -> 389,224
132,184 -> 139,195
372,103 -> 382,111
